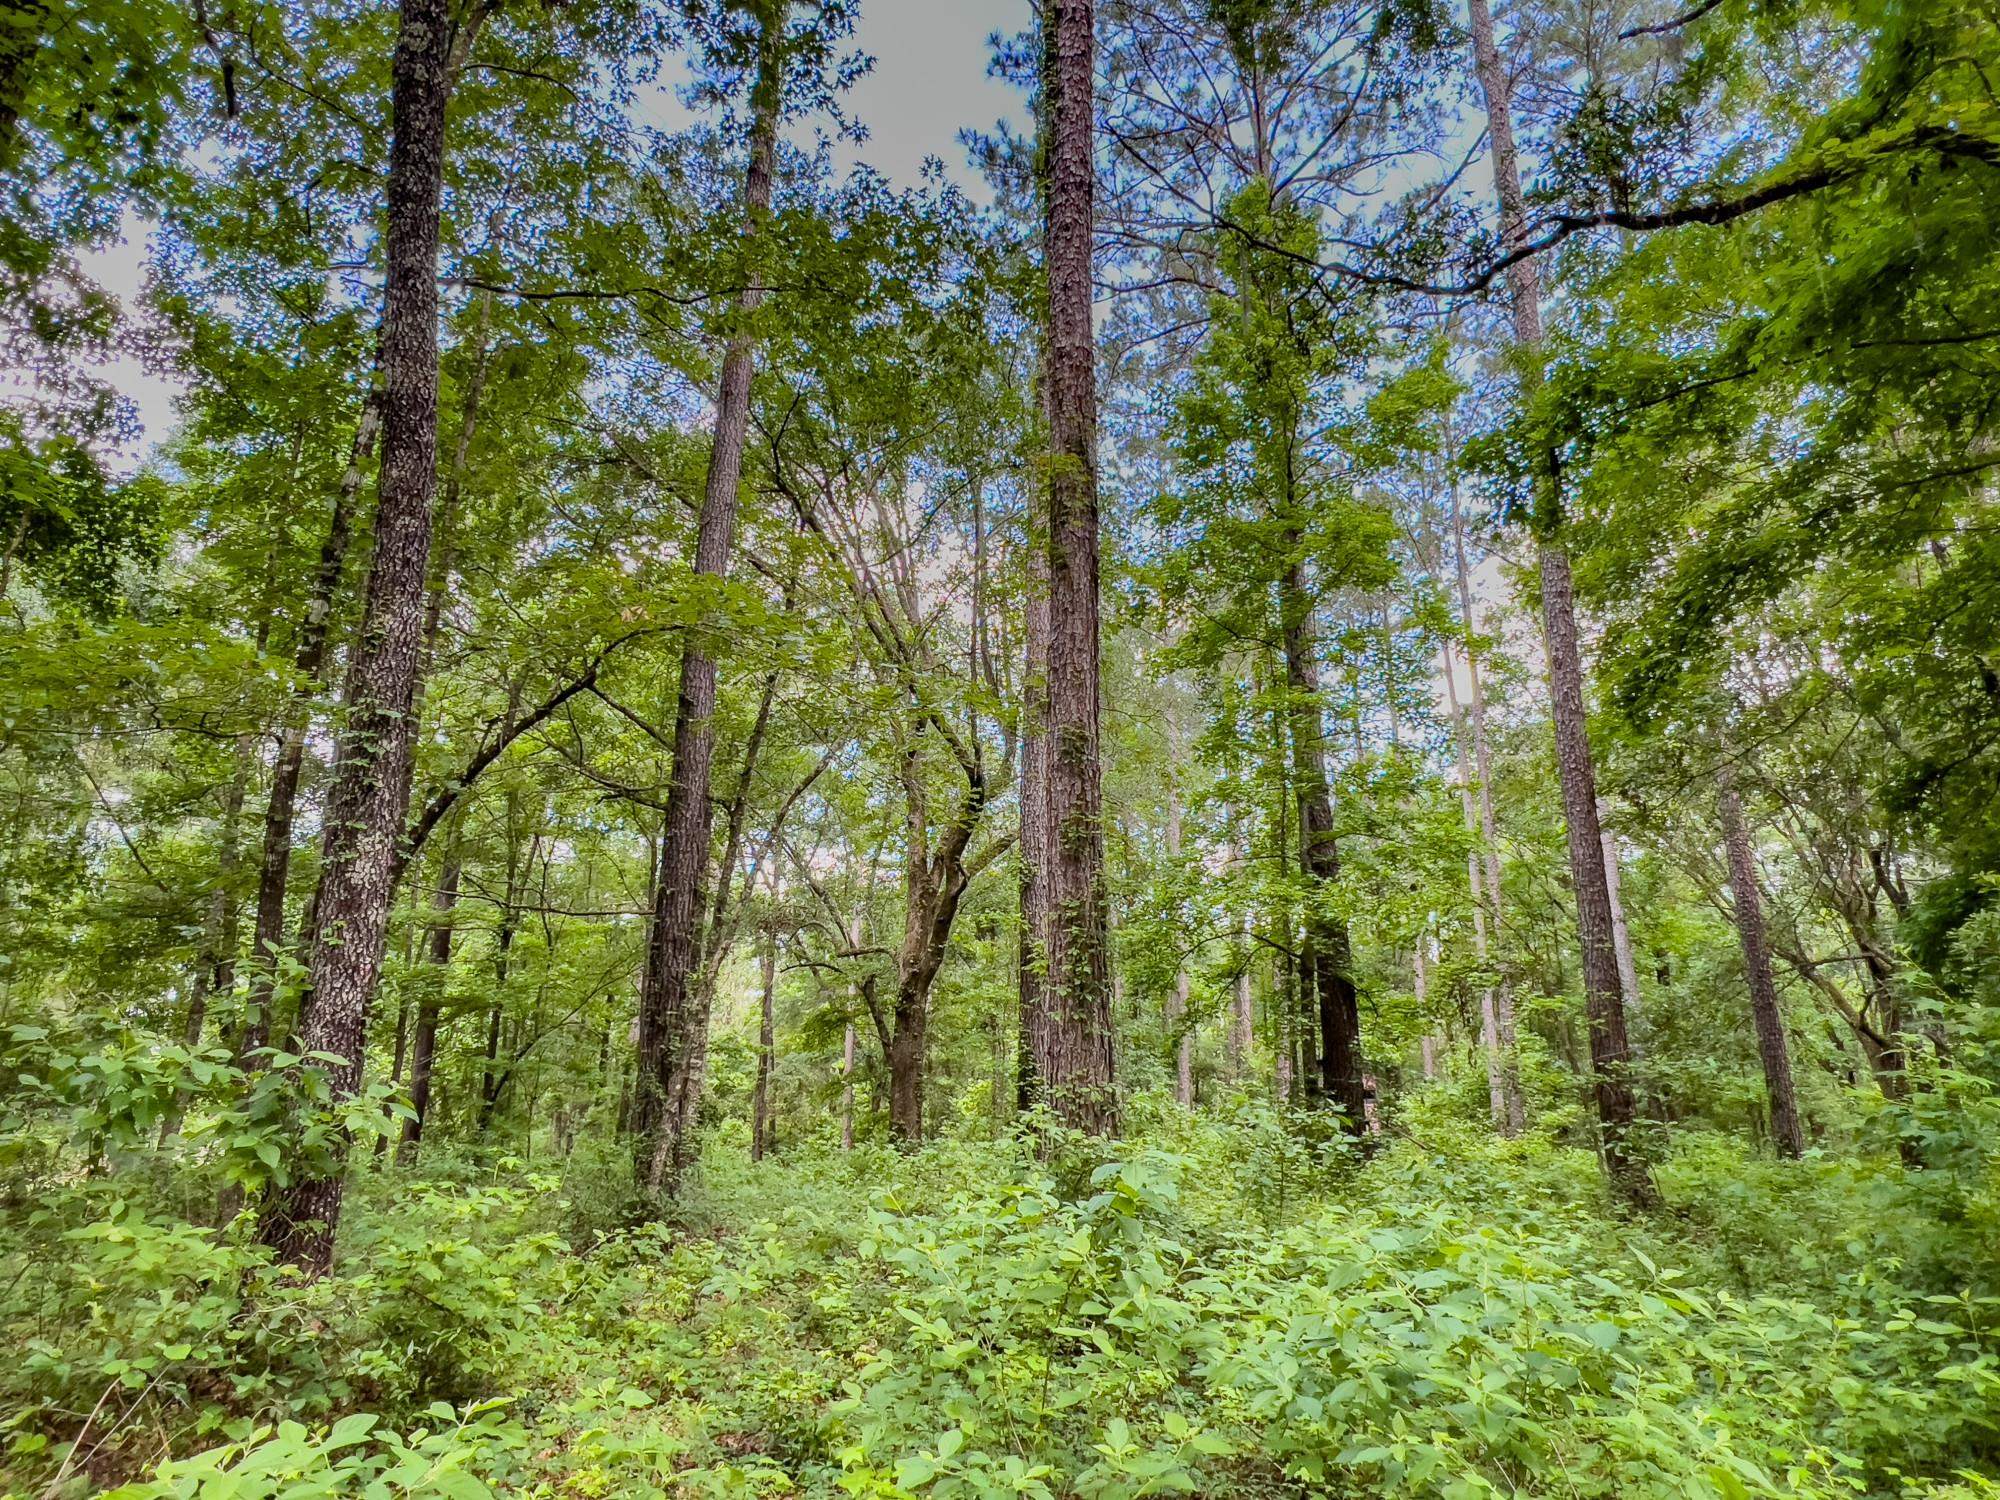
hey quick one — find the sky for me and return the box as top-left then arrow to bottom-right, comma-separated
84,0 -> 1032,471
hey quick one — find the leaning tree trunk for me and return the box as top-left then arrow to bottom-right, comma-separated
258,0 -> 455,1274
1025,0 -> 1117,1135
1467,0 -> 1651,1206
1715,756 -> 1806,1158
633,7 -> 784,1198
1280,556 -> 1367,1133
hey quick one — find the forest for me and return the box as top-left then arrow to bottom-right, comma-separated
3,0 -> 1998,1493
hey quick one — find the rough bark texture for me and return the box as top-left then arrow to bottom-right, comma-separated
240,393 -> 379,1059
1716,757 -> 1806,1158
1027,0 -> 1117,1135
258,0 -> 453,1273
1467,0 -> 1651,1206
1280,559 -> 1367,1132
633,10 -> 782,1197
1540,542 -> 1653,1204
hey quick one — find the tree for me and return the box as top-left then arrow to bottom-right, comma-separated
258,0 -> 462,1272
1025,0 -> 1118,1135
1465,0 -> 1652,1206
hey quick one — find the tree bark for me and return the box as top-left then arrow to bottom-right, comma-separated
1716,757 -> 1806,1158
397,825 -> 459,1164
1448,479 -> 1525,1130
1025,0 -> 1118,1136
1164,763 -> 1194,1107
1467,0 -> 1651,1206
1444,639 -> 1518,1134
259,0 -> 454,1273
1279,557 -> 1366,1132
634,5 -> 783,1197
751,927 -> 776,1162
840,1020 -> 856,1151
240,392 -> 380,1061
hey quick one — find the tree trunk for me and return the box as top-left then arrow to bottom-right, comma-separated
1599,800 -> 1644,1033
239,396 -> 379,1061
398,827 -> 459,1164
752,928 -> 776,1161
161,735 -> 254,1144
1716,757 -> 1806,1158
634,6 -> 783,1197
1280,557 -> 1367,1133
1448,480 -> 1525,1131
840,1021 -> 856,1151
258,0 -> 454,1273
1025,0 -> 1117,1137
1467,0 -> 1650,1206
1164,767 -> 1194,1106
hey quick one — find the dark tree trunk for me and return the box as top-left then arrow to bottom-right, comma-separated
751,929 -> 775,1162
1715,757 -> 1806,1158
1027,0 -> 1117,1136
1467,0 -> 1652,1207
258,0 -> 453,1273
240,392 -> 380,1061
633,7 -> 783,1198
1280,558 -> 1367,1133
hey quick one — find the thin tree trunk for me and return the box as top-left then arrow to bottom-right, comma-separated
1443,640 -> 1519,1133
1599,800 -> 1644,1031
1448,480 -> 1525,1130
840,1021 -> 856,1151
752,927 -> 775,1162
1467,0 -> 1650,1206
398,822 -> 459,1164
1715,756 -> 1806,1158
634,6 -> 784,1197
1164,759 -> 1195,1106
1026,0 -> 1117,1136
161,735 -> 254,1144
259,0 -> 454,1273
240,391 -> 380,1061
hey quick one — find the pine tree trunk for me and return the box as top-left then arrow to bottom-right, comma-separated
258,0 -> 454,1273
1540,542 -> 1652,1202
1715,756 -> 1806,1158
1023,0 -> 1117,1136
1467,0 -> 1650,1206
634,7 -> 783,1197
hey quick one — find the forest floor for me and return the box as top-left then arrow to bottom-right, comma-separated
16,1089 -> 2000,1498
